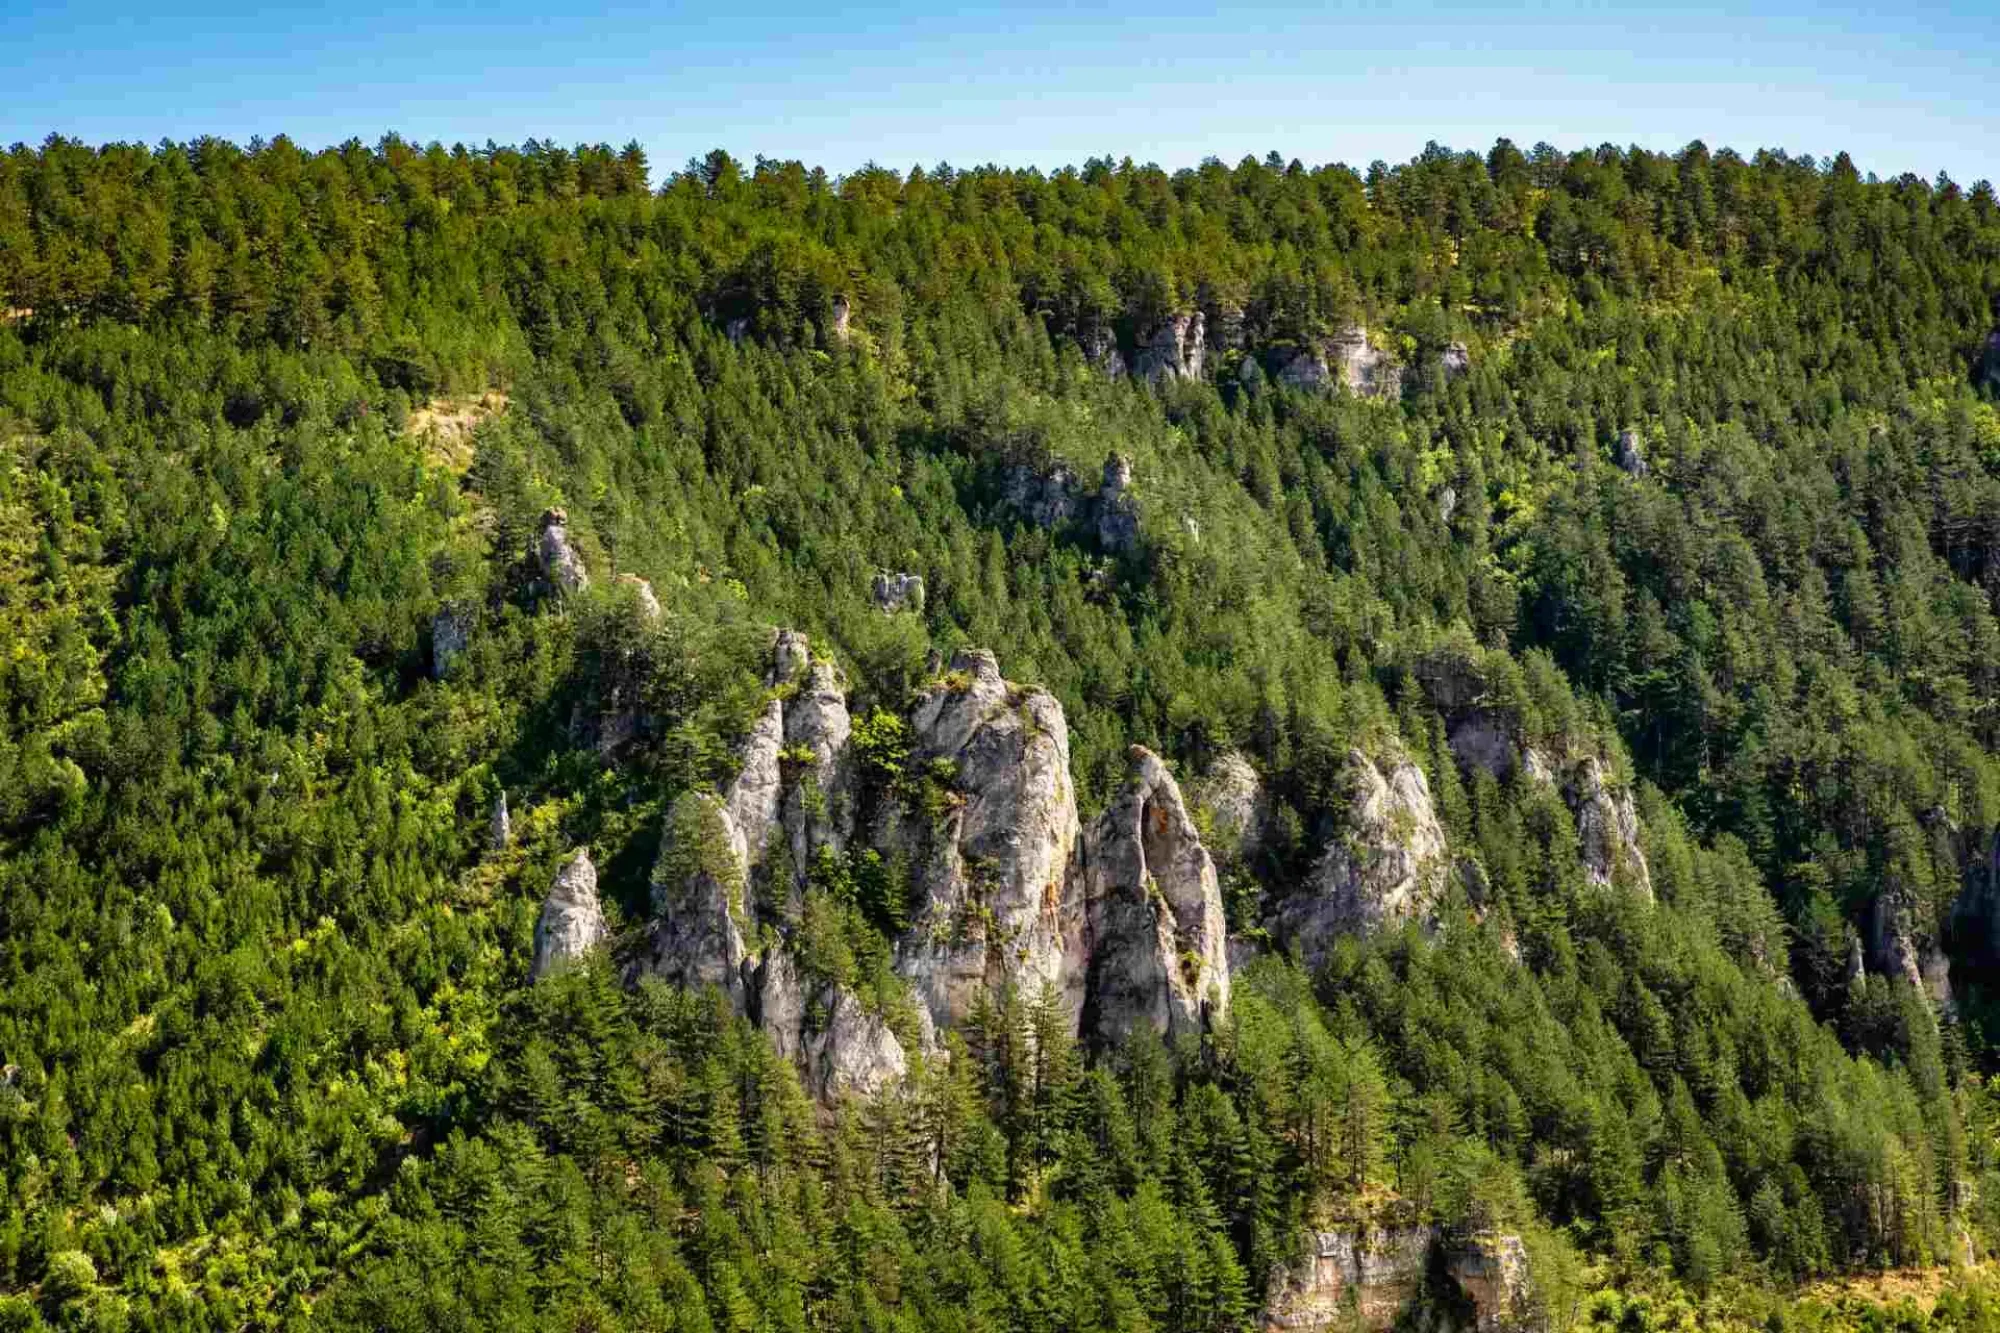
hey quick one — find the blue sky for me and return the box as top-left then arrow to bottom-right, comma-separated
4,1 -> 1996,185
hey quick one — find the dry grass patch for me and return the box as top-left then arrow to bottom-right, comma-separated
408,390 -> 508,473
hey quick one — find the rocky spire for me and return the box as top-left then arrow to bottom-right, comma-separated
537,507 -> 589,596
531,849 -> 608,980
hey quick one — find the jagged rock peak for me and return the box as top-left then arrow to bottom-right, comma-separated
531,849 -> 608,980
537,507 -> 589,595
616,572 -> 662,620
1134,310 -> 1205,383
871,570 -> 925,614
771,627 -> 811,686
634,792 -> 753,1010
1084,747 -> 1231,1045
430,604 -> 469,680
894,648 -> 1085,1033
1566,757 -> 1653,899
489,790 -> 512,850
1275,748 -> 1448,963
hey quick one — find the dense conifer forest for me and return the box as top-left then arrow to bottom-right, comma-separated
5,133 -> 2000,1330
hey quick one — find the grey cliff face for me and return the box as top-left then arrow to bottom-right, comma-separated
430,604 -> 469,680
1081,326 -> 1127,379
1095,453 -> 1141,553
893,648 -> 1086,1033
871,571 -> 926,614
1866,887 -> 1952,1007
1134,311 -> 1206,383
1441,341 -> 1471,377
752,948 -> 806,1065
1002,460 -> 1082,529
634,792 -> 752,1010
536,507 -> 589,596
532,849 -> 608,980
1277,325 -> 1402,399
829,295 -> 853,342
1261,1224 -> 1532,1333
1083,747 -> 1231,1045
1981,329 -> 2000,393
1276,749 -> 1448,963
1567,757 -> 1653,899
782,659 -> 855,876
489,790 -> 512,851
806,989 -> 907,1100
727,696 -> 787,876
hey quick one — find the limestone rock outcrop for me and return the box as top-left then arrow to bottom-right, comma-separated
1081,326 -> 1127,379
616,572 -> 663,620
891,648 -> 1086,1032
1276,749 -> 1448,963
532,849 -> 609,980
1567,757 -> 1653,899
1196,750 -> 1268,865
782,659 -> 855,875
633,792 -> 753,1009
1096,453 -> 1141,552
1277,326 -> 1402,400
430,605 -> 470,680
805,989 -> 908,1100
871,571 -> 926,614
1262,1224 -> 1532,1333
1614,428 -> 1649,477
1082,747 -> 1231,1045
829,295 -> 853,342
1442,341 -> 1471,378
489,790 -> 512,850
1134,311 -> 1206,383
1001,460 -> 1083,529
537,507 -> 589,596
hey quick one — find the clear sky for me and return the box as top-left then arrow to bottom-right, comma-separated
4,0 -> 1996,186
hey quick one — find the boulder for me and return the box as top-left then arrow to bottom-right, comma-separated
1276,749 -> 1448,963
1567,757 -> 1653,899
430,605 -> 470,680
536,507 -> 589,596
892,649 -> 1086,1033
1134,311 -> 1206,383
633,792 -> 753,1010
872,571 -> 926,614
1083,747 -> 1231,1045
1442,341 -> 1471,377
531,850 -> 609,980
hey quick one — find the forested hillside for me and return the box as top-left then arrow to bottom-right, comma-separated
4,134 -> 2000,1331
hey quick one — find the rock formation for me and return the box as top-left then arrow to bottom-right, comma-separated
1276,325 -> 1402,400
1134,312 -> 1205,383
633,792 -> 753,1009
1275,749 -> 1448,963
430,605 -> 469,680
1865,887 -> 1952,1007
616,572 -> 663,620
890,648 -> 1087,1032
782,659 -> 855,876
1001,459 -> 1082,529
1096,453 -> 1141,552
537,507 -> 589,596
1082,747 -> 1231,1045
531,849 -> 608,980
829,295 -> 853,342
805,990 -> 907,1100
1614,428 -> 1649,477
1196,750 -> 1268,865
1262,1223 -> 1531,1333
1566,757 -> 1653,899
1442,341 -> 1471,378
489,790 -> 512,850
1081,325 -> 1127,379
871,571 -> 926,613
